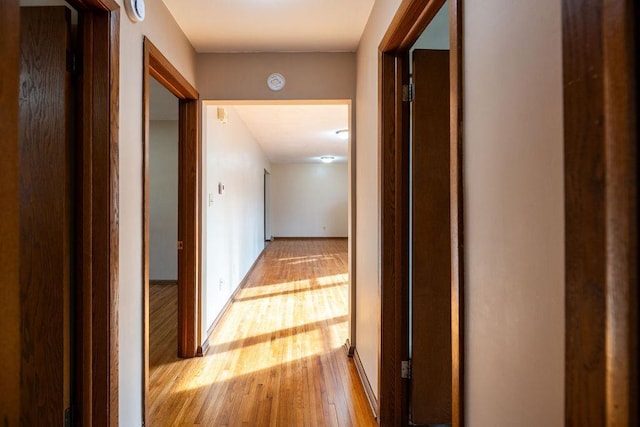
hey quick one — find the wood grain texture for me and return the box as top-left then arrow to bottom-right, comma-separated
178,97 -> 200,359
88,8 -> 120,426
19,7 -> 72,425
602,1 -> 638,425
410,49 -> 451,424
71,2 -> 120,425
148,239 -> 376,426
449,1 -> 465,425
0,0 -> 21,425
564,0 -> 638,425
378,50 -> 410,427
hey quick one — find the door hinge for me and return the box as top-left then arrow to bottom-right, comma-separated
401,359 -> 412,379
177,241 -> 184,250
66,50 -> 82,75
402,83 -> 415,102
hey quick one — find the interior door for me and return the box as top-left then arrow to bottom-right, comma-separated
19,6 -> 73,425
410,49 -> 452,425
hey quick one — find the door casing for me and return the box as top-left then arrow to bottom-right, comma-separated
0,0 -> 120,425
378,0 -> 463,425
142,37 -> 201,425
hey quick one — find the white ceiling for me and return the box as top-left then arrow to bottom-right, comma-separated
227,104 -> 349,163
161,0 -> 375,53
153,1 -> 362,163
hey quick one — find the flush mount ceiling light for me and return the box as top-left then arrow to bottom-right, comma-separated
335,129 -> 349,140
320,156 -> 335,163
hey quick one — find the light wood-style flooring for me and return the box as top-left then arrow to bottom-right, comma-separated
149,238 -> 377,426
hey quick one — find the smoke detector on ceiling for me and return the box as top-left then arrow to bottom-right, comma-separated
267,73 -> 286,91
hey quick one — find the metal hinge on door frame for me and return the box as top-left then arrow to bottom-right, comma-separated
402,83 -> 415,102
177,241 -> 184,250
401,359 -> 412,379
66,50 -> 82,75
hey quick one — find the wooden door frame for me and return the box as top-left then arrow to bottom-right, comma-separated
0,0 -> 120,425
378,0 -> 463,425
142,37 -> 201,424
563,0 -> 638,425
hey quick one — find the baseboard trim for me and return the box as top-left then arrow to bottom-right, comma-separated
149,280 -> 177,286
196,339 -> 209,357
343,339 -> 355,357
202,247 -> 268,351
353,348 -> 379,420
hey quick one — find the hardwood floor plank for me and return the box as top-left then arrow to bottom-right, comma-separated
149,239 -> 376,426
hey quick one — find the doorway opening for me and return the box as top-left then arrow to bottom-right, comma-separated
264,169 -> 272,244
199,99 -> 356,363
142,37 -> 200,425
147,76 -> 181,405
378,0 -> 463,425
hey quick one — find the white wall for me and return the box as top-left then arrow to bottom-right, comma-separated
355,1 -> 564,423
202,105 -> 271,333
149,120 -> 178,281
464,0 -> 564,425
271,163 -> 348,238
116,0 -> 197,424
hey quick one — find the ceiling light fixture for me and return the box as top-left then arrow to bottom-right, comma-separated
336,129 -> 349,140
320,156 -> 335,163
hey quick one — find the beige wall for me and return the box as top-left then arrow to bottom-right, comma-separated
202,105 -> 271,334
149,120 -> 179,281
271,163 -> 348,238
197,52 -> 356,101
355,0 -> 404,399
116,0 -> 197,424
354,0 -> 564,422
464,0 -> 564,424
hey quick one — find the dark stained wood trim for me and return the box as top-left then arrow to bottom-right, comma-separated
1,0 -> 119,425
150,280 -> 178,286
563,0 -> 638,425
378,48 -> 410,427
449,0 -> 465,425
0,0 -> 21,425
178,97 -> 200,359
42,1 -> 120,425
378,0 -> 463,425
143,37 -> 200,426
380,0 -> 445,52
602,3 -> 638,424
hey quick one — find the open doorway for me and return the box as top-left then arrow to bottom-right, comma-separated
147,76 -> 180,404
378,0 -> 463,425
264,169 -> 272,243
199,100 -> 354,352
142,38 -> 200,425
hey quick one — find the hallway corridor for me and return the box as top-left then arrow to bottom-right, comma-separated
149,239 -> 376,426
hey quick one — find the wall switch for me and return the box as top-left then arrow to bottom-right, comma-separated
208,193 -> 214,206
